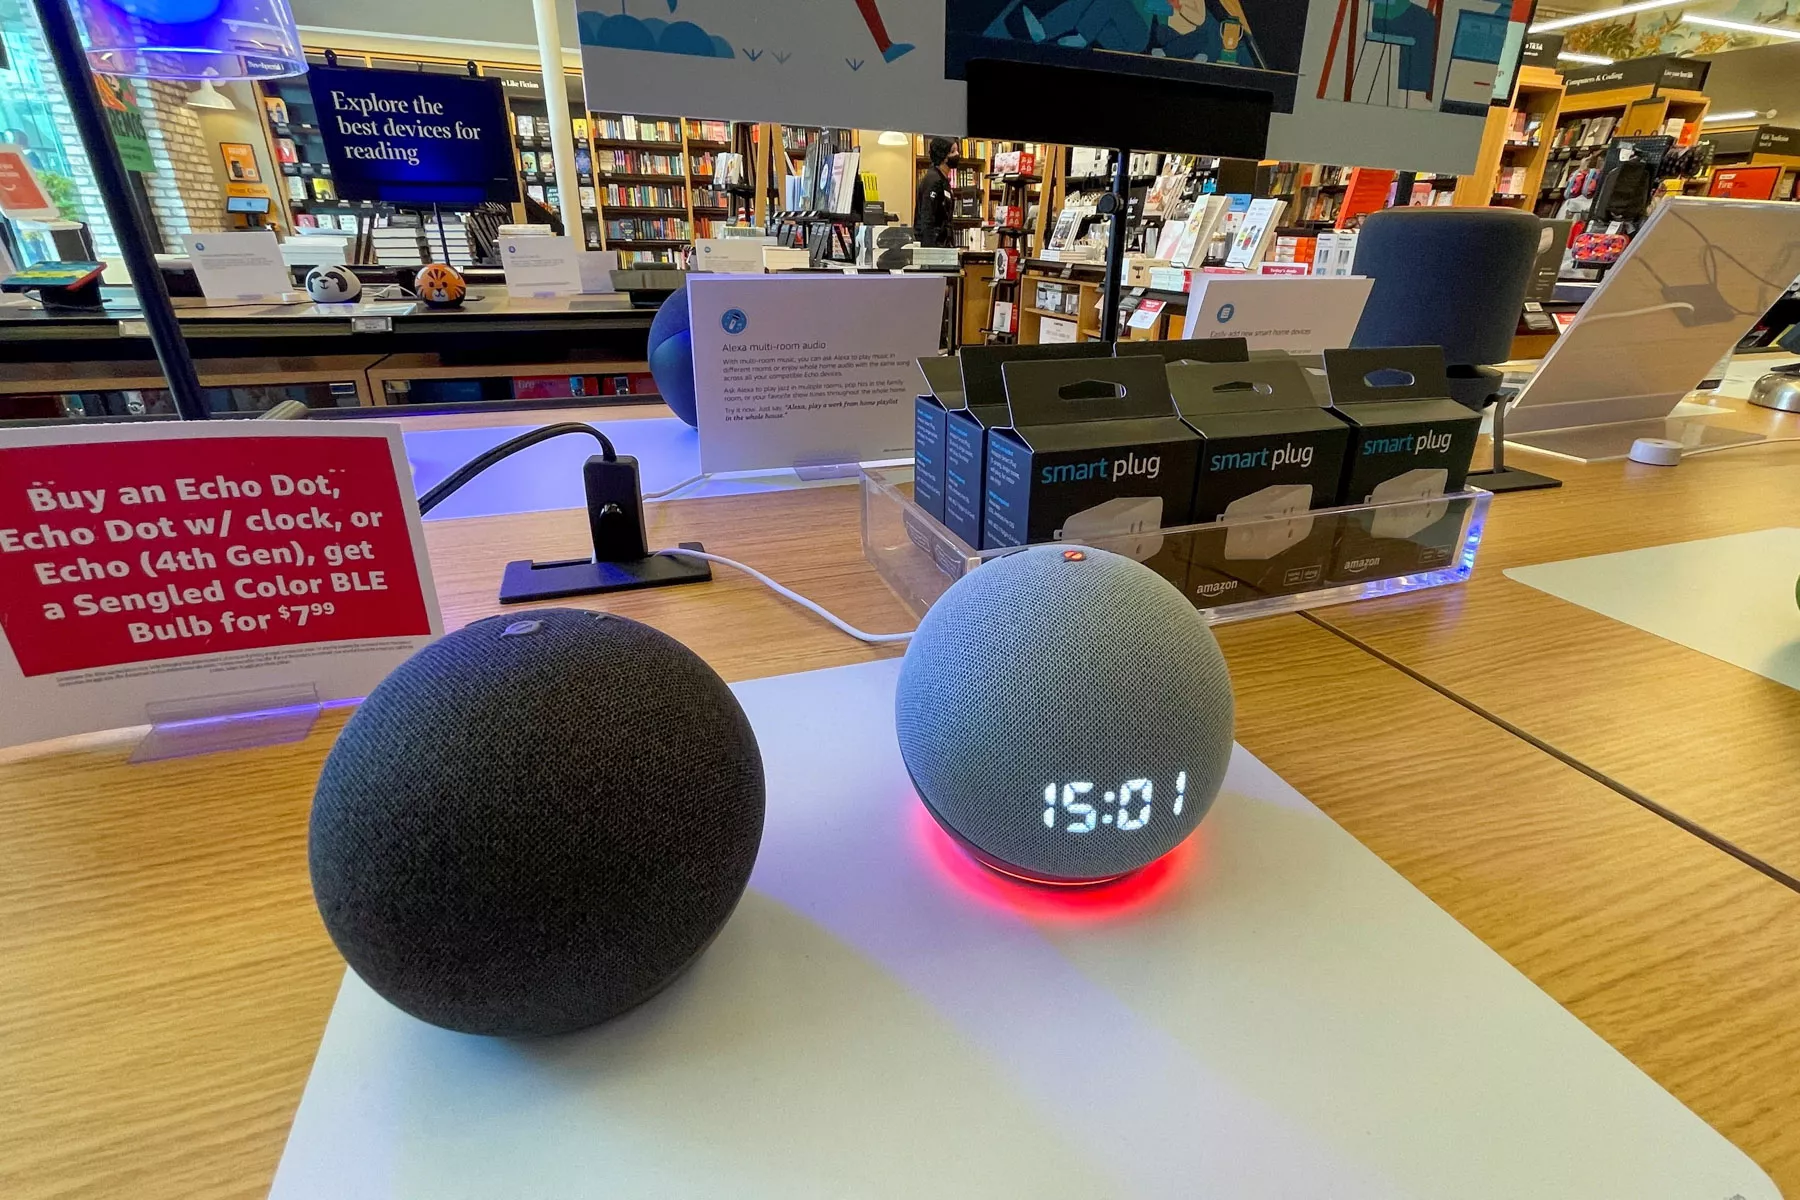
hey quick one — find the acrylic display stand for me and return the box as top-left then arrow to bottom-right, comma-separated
861,466 -> 1491,622
130,683 -> 323,764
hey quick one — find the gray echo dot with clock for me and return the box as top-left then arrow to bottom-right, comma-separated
895,545 -> 1235,884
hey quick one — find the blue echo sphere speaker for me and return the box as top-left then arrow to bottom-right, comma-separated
896,546 -> 1235,885
648,285 -> 698,427
309,608 -> 765,1037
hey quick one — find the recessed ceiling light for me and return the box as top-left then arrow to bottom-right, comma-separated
1530,0 -> 1686,33
1681,13 -> 1800,38
1557,50 -> 1616,64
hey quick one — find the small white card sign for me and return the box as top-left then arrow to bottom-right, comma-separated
694,237 -> 772,274
180,231 -> 295,304
1181,275 -> 1374,353
500,236 -> 585,298
0,422 -> 442,749
686,273 -> 945,474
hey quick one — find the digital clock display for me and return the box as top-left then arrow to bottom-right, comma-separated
1043,773 -> 1187,834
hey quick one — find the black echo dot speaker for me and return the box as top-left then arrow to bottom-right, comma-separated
309,608 -> 765,1037
896,546 -> 1234,885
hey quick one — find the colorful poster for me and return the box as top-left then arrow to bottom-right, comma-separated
94,73 -> 154,173
576,0 -> 1516,173
0,143 -> 58,221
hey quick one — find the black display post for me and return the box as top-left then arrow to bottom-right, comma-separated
29,0 -> 210,420
1098,145 -> 1132,344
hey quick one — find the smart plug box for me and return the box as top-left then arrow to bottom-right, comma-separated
941,341 -> 1110,548
1115,336 -> 1250,366
912,355 -> 965,523
1169,358 -> 1350,608
983,356 -> 1199,582
1324,346 -> 1480,584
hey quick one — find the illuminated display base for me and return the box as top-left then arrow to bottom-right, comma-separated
913,786 -> 1146,888
863,466 -> 1491,624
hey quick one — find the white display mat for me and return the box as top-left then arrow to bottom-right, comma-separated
1507,527 -> 1800,692
272,659 -> 1773,1200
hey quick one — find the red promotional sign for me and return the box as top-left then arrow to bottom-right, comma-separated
0,144 -> 57,221
0,434 -> 434,677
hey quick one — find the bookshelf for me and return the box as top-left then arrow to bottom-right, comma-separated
1534,82 -> 1708,218
1452,65 -> 1565,209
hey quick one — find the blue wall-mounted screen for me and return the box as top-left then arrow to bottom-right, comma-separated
308,66 -> 520,207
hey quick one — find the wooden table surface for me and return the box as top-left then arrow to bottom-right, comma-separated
1313,374 -> 1800,885
5,402 -> 1800,1197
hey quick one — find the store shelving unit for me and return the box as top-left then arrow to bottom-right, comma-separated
1453,65 -> 1566,209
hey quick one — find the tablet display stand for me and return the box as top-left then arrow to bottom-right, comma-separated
1503,197 -> 1800,463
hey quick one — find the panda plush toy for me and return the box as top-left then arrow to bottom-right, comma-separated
305,264 -> 362,305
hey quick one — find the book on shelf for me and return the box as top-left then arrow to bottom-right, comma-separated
687,119 -> 729,143
286,175 -> 308,202
601,183 -> 685,207
310,177 -> 336,202
571,117 -> 589,141
597,150 -> 682,176
578,185 -> 597,212
275,138 -> 298,165
527,184 -> 546,204
598,115 -> 681,143
574,147 -> 592,176
515,114 -> 535,140
262,96 -> 289,125
1225,197 -> 1284,269
829,149 -> 860,214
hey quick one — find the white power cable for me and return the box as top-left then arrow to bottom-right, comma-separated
655,548 -> 914,645
643,473 -> 706,500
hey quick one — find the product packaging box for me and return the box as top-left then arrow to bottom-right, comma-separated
1167,358 -> 1351,609
1117,337 -> 1250,366
940,341 -> 1109,547
983,356 -> 1199,585
1323,346 -> 1480,584
912,355 -> 966,523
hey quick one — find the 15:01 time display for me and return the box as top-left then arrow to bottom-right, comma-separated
1043,772 -> 1188,834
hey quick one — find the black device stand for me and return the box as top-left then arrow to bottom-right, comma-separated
498,455 -> 713,603
1468,387 -> 1562,493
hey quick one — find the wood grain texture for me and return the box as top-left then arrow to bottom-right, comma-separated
1314,386 -> 1800,879
1217,617 -> 1800,1195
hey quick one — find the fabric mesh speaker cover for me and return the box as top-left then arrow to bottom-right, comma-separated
310,608 -> 764,1037
1350,207 -> 1542,368
895,546 -> 1234,883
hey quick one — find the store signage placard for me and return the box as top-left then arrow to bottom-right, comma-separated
686,273 -> 945,473
1563,54 -> 1708,95
1181,275 -> 1374,353
180,231 -> 294,303
575,0 -> 1520,175
307,65 -> 520,206
1754,126 -> 1800,154
0,423 -> 441,749
1520,33 -> 1562,67
0,144 -> 58,221
499,235 -> 584,298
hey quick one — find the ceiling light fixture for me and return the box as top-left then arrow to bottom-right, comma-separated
1701,109 -> 1763,123
1557,50 -> 1616,64
1681,13 -> 1800,38
878,131 -> 910,146
1530,0 -> 1685,33
186,80 -> 235,110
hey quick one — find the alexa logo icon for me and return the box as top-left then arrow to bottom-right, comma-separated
721,308 -> 749,335
194,242 -> 205,252
1216,302 -> 1235,324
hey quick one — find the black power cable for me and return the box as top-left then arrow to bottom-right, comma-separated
416,423 -> 617,515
